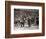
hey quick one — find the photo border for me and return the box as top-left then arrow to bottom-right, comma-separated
5,1 -> 45,38
11,5 -> 42,34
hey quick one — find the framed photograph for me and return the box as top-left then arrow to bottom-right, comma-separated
5,1 -> 45,38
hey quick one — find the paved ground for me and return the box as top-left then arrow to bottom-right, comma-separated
14,24 -> 39,30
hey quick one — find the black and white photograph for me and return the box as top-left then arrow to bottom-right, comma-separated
14,9 -> 39,30
11,5 -> 42,34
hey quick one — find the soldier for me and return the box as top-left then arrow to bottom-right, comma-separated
28,18 -> 31,27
